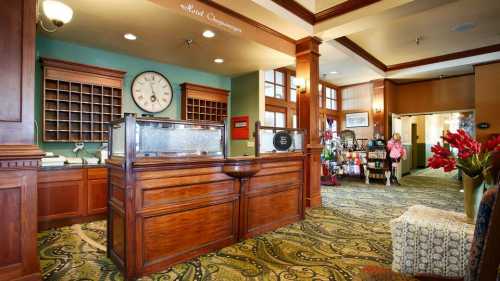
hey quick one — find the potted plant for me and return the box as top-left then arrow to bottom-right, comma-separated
428,130 -> 500,219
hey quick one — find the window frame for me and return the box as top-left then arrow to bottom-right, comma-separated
264,69 -> 286,100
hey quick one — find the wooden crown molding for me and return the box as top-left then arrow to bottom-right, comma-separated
336,37 -> 500,72
335,36 -> 387,71
41,57 -> 127,78
271,0 -> 381,24
0,145 -> 44,160
315,0 -> 381,23
387,43 -> 500,71
198,0 -> 295,44
389,73 -> 475,85
271,0 -> 315,25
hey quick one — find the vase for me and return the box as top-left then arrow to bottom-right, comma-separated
462,174 -> 484,220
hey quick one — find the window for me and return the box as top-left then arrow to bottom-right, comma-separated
318,84 -> 323,108
292,114 -> 297,128
325,86 -> 337,110
264,70 -> 285,99
290,75 -> 297,103
264,111 -> 285,127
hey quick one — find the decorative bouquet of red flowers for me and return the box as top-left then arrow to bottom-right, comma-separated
428,130 -> 500,180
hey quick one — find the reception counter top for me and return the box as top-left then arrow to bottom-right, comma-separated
107,153 -> 306,280
38,163 -> 107,171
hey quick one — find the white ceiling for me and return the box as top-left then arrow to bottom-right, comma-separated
40,0 -> 500,86
348,0 -> 500,65
41,0 -> 294,77
319,40 -> 383,86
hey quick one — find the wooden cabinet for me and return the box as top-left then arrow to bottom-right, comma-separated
41,58 -> 126,142
37,167 -> 108,230
181,83 -> 229,122
108,154 -> 304,280
0,0 -> 43,280
87,178 -> 108,215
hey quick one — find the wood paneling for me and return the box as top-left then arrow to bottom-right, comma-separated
0,0 -> 42,280
394,75 -> 475,114
296,37 -> 322,208
87,178 -> 108,215
108,154 -> 305,280
38,180 -> 85,221
0,0 -> 36,144
0,187 -> 21,267
474,62 -> 500,140
270,0 -> 381,25
37,167 -> 108,230
0,169 -> 40,281
142,201 -> 237,268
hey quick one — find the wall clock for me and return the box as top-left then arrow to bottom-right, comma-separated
131,71 -> 173,113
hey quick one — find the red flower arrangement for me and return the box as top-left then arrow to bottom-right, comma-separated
428,130 -> 500,180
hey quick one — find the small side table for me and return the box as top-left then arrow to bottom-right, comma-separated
390,205 -> 474,278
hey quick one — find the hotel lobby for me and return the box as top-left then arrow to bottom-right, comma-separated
1,0 -> 500,281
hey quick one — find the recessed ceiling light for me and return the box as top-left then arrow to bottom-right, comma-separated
330,71 -> 338,74
214,58 -> 224,64
203,30 -> 215,38
124,33 -> 137,40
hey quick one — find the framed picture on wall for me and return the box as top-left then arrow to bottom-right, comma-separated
345,112 -> 369,128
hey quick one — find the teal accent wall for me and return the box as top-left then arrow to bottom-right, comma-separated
230,71 -> 260,157
35,35 -> 231,157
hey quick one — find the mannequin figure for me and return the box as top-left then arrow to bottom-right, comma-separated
387,133 -> 407,185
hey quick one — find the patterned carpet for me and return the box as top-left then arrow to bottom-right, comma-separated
38,173 -> 463,281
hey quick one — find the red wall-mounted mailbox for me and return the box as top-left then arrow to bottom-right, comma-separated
231,116 -> 249,140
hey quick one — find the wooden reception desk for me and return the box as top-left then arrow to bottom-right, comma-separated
107,153 -> 305,280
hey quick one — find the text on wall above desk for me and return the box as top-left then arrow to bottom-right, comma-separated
41,58 -> 126,142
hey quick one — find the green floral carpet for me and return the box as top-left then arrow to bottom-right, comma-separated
38,172 -> 463,281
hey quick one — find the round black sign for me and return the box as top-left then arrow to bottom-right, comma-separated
273,131 -> 293,151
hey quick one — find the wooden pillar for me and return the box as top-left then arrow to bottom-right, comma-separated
0,0 -> 43,280
296,37 -> 323,208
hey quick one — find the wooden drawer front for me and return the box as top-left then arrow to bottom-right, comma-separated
249,171 -> 302,194
87,178 -> 107,215
135,166 -> 222,181
256,161 -> 302,176
137,172 -> 232,189
142,180 -> 237,208
142,201 -> 237,267
246,187 -> 300,233
38,180 -> 85,221
88,167 -> 108,179
38,169 -> 83,183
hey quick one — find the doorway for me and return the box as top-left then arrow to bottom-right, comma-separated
392,110 -> 475,179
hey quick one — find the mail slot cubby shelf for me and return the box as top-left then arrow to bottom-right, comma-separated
181,83 -> 229,123
42,58 -> 126,142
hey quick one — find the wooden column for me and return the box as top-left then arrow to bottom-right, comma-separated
0,0 -> 43,280
296,37 -> 323,208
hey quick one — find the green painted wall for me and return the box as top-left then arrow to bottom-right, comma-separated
230,71 -> 260,156
35,35 -> 231,157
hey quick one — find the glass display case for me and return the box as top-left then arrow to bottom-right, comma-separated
109,115 -> 226,159
255,121 -> 305,156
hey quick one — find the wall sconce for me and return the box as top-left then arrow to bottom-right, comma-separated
296,78 -> 307,93
37,0 -> 74,32
373,101 -> 383,113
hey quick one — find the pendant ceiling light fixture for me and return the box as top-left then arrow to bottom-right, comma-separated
37,0 -> 74,32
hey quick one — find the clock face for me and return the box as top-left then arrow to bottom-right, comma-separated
131,71 -> 173,113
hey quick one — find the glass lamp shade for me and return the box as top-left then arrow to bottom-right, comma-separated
43,0 -> 73,26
